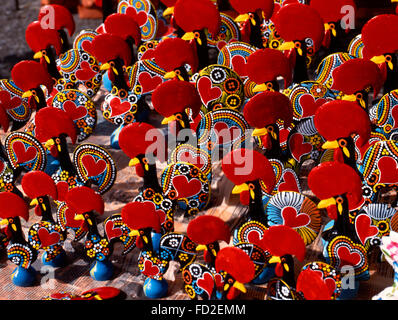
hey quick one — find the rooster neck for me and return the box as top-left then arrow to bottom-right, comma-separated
57,134 -> 76,176
125,37 -> 137,66
58,29 -> 71,54
45,47 -> 62,80
247,180 -> 268,225
194,30 -> 210,71
7,217 -> 26,244
85,212 -> 101,238
38,196 -> 55,223
138,155 -> 162,193
292,41 -> 309,84
111,58 -> 130,92
34,87 -> 47,110
339,136 -> 363,179
249,13 -> 264,49
140,228 -> 154,252
383,54 -> 398,95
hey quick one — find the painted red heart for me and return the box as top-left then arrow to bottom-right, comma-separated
196,272 -> 215,298
178,151 -> 206,171
281,206 -> 310,228
140,49 -> 155,60
109,97 -> 132,118
0,91 -> 21,110
247,229 -> 267,251
355,214 -> 379,245
142,259 -> 160,277
299,94 -> 327,118
197,76 -> 222,106
377,157 -> 398,184
289,133 -> 313,162
138,72 -> 163,94
231,55 -> 248,77
76,61 -> 97,81
216,40 -> 227,51
105,220 -> 123,240
155,18 -> 170,39
125,7 -> 148,27
63,100 -> 88,121
214,273 -> 224,291
391,104 -> 398,129
279,128 -> 290,145
81,40 -> 93,55
144,201 -> 167,225
172,175 -> 202,199
337,246 -> 361,268
38,228 -> 61,247
213,122 -> 240,144
278,171 -> 300,193
56,181 -> 70,202
12,141 -> 37,164
81,155 -> 107,177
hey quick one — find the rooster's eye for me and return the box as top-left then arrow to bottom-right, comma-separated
385,55 -> 392,62
194,32 -> 200,39
338,139 -> 347,147
55,138 -> 61,144
294,41 -> 301,49
248,183 -> 255,190
336,196 -> 343,204
175,70 -> 181,76
355,92 -> 363,100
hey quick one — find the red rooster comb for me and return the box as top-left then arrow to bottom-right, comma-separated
229,0 -> 274,19
0,192 -> 29,221
0,104 -> 10,133
243,91 -> 293,129
308,161 -> 364,209
273,3 -> 325,50
187,215 -> 230,245
309,0 -> 356,24
152,79 -> 202,118
38,4 -> 76,36
21,171 -> 58,200
246,48 -> 292,88
331,58 -> 383,98
34,107 -> 77,144
262,225 -> 306,261
11,60 -> 53,93
121,202 -> 161,233
153,37 -> 198,73
65,186 -> 104,215
215,247 -> 255,284
314,100 -> 371,147
174,0 -> 221,37
161,0 -> 177,6
90,33 -> 132,66
296,268 -> 332,300
25,21 -> 62,56
362,14 -> 398,59
119,122 -> 162,159
222,148 -> 276,192
104,13 -> 141,45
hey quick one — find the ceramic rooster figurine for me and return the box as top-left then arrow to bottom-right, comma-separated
121,201 -> 169,298
361,14 -> 398,94
152,37 -> 198,81
66,186 -> 113,281
173,0 -> 221,70
38,4 -> 76,53
331,58 -> 383,111
309,0 -> 357,54
229,0 -> 275,48
243,91 -> 293,162
246,48 -> 293,93
0,192 -> 37,287
313,99 -> 371,178
273,3 -> 325,84
308,161 -> 369,299
21,171 -> 67,268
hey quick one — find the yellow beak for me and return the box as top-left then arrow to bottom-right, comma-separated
34,51 -> 50,64
322,140 -> 339,150
44,138 -> 55,150
30,199 -> 39,206
74,214 -> 85,221
278,41 -> 295,52
252,83 -> 268,93
129,229 -> 140,237
268,256 -> 281,264
129,158 -> 140,167
163,6 -> 174,17
371,55 -> 386,65
0,219 -> 8,226
182,32 -> 202,45
100,63 -> 111,71
232,183 -> 249,194
342,94 -> 357,102
161,115 -> 178,125
233,281 -> 247,293
235,13 -> 251,23
196,244 -> 207,252
317,197 -> 336,209
324,23 -> 337,37
252,127 -> 268,137
22,90 -> 33,99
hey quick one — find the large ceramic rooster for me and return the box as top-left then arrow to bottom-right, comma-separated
21,171 -> 67,268
66,186 -> 113,281
361,14 -> 398,94
0,192 -> 37,287
229,0 -> 274,48
273,3 -> 325,84
121,201 -> 169,298
308,161 -> 370,298
173,0 -> 221,70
